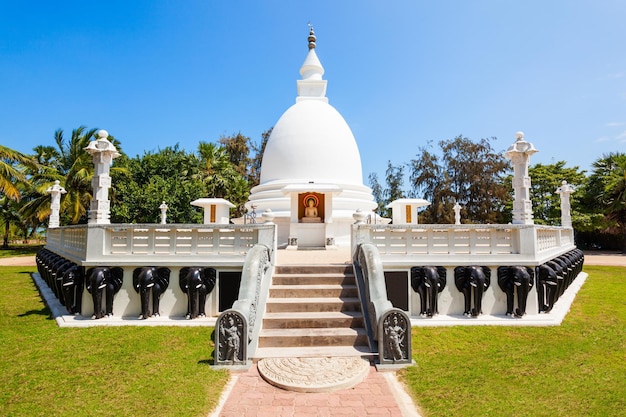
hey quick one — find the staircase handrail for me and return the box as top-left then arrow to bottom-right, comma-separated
214,243 -> 273,367
353,243 -> 412,366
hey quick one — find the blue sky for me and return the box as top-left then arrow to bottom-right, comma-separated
1,1 -> 625,183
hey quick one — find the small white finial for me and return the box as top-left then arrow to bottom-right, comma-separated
97,130 -> 109,139
515,131 -> 524,141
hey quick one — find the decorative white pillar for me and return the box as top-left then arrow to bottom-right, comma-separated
46,180 -> 66,228
159,201 -> 168,224
453,202 -> 462,225
504,132 -> 538,225
84,130 -> 120,224
556,180 -> 575,228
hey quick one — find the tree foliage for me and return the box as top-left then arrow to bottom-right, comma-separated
111,146 -> 205,224
526,161 -> 587,226
579,152 -> 626,250
410,136 -> 510,224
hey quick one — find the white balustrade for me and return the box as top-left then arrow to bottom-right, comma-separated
353,224 -> 575,263
45,223 -> 276,265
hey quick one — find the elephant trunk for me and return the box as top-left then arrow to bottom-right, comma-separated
472,280 -> 485,317
139,288 -> 151,319
515,281 -> 529,317
92,289 -> 104,319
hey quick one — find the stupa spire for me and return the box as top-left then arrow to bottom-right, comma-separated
307,24 -> 316,49
297,24 -> 327,102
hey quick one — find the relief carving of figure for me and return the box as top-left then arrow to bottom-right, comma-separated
219,313 -> 243,364
383,313 -> 407,362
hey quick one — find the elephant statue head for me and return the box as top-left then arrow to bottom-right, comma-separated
497,266 -> 534,317
454,266 -> 491,317
85,267 -> 124,319
536,263 -> 559,313
132,267 -> 171,319
61,264 -> 84,315
179,267 -> 216,319
410,266 -> 447,317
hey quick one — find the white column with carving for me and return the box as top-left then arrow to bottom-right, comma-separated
84,130 -> 120,224
556,180 -> 575,228
504,132 -> 538,225
46,180 -> 66,228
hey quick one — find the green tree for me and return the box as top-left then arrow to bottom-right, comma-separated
526,161 -> 587,226
248,128 -> 272,187
197,142 -> 249,216
410,136 -> 510,224
368,161 -> 406,218
581,152 -> 626,251
20,127 -> 126,226
111,146 -> 205,224
0,146 -> 37,247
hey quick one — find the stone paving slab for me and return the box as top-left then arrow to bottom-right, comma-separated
210,363 -> 421,417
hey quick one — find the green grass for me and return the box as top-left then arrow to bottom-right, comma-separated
2,265 -> 624,416
401,265 -> 626,417
0,243 -> 44,258
0,266 -> 228,417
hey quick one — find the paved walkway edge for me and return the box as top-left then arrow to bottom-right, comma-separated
208,374 -> 238,417
382,372 -> 423,417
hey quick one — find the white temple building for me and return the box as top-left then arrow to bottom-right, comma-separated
246,28 -> 377,248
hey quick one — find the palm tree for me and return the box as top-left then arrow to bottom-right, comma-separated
21,126 -> 129,226
0,145 -> 38,248
0,145 -> 37,201
197,142 -> 250,216
587,152 -> 626,251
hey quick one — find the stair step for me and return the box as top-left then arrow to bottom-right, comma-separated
275,265 -> 352,275
269,284 -> 358,298
263,311 -> 364,329
273,273 -> 355,285
265,297 -> 361,313
258,327 -> 369,348
253,345 -> 374,360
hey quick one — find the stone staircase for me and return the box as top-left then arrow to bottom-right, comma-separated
253,264 -> 372,359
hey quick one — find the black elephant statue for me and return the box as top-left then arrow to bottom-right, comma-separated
536,263 -> 559,313
454,266 -> 491,317
179,267 -> 216,319
410,266 -> 447,317
86,267 -> 124,319
132,267 -> 171,319
497,266 -> 534,317
50,257 -> 72,304
61,264 -> 84,315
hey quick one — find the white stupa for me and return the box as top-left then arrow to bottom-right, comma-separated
246,27 -> 377,248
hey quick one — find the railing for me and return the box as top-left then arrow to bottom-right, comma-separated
353,224 -> 575,261
45,223 -> 276,265
46,226 -> 87,260
214,244 -> 273,367
353,243 -> 412,366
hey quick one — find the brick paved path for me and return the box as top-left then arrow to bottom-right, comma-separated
211,364 -> 418,417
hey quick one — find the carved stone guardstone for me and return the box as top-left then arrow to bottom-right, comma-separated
378,308 -> 412,366
215,310 -> 247,366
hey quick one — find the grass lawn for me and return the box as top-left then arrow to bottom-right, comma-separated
1,265 -> 624,416
0,243 -> 44,258
402,265 -> 626,417
0,266 -> 228,417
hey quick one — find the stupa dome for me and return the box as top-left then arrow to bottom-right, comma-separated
260,99 -> 364,185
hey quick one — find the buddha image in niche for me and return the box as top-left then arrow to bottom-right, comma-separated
303,195 -> 321,222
